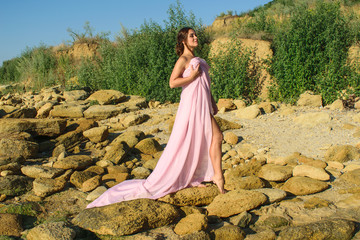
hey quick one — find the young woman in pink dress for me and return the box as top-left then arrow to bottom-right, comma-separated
86,27 -> 225,208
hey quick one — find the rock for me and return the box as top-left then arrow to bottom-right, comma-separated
292,164 -> 330,181
296,92 -> 322,107
257,164 -> 293,182
83,126 -> 109,143
63,89 -> 89,102
81,175 -> 101,192
70,171 -> 97,189
121,113 -> 150,127
83,105 -> 126,119
53,155 -> 93,170
86,186 -> 107,201
33,177 -> 67,197
207,189 -> 267,217
143,159 -> 158,170
0,133 -> 38,159
213,225 -> 246,240
131,167 -> 151,179
336,193 -> 360,208
294,112 -> 332,126
329,99 -> 345,110
0,175 -> 32,196
72,198 -> 179,236
260,215 -> 290,229
174,213 -> 208,235
236,105 -> 261,119
340,169 -> 360,185
111,130 -> 145,148
224,132 -> 238,145
120,95 -> 148,111
36,102 -> 55,118
159,185 -> 219,206
0,118 -> 66,137
304,197 -> 331,209
342,164 -> 360,172
50,104 -> 88,118
5,107 -> 37,118
258,102 -> 276,114
224,160 -> 263,179
214,116 -> 242,131
324,145 -> 360,163
217,99 -> 236,111
282,176 -> 329,195
326,161 -> 344,170
21,165 -> 65,179
233,99 -> 247,109
244,229 -> 276,240
0,213 -> 23,237
55,130 -> 85,151
229,211 -> 252,228
225,176 -> 265,190
253,188 -> 287,203
86,89 -> 126,105
134,138 -> 162,155
277,219 -> 356,240
103,142 -> 129,165
26,221 -> 76,240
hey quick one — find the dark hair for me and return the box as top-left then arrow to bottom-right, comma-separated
175,27 -> 193,56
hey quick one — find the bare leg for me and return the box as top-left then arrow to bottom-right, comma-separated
209,115 -> 226,193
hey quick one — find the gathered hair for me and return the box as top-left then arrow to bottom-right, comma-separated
175,27 -> 193,56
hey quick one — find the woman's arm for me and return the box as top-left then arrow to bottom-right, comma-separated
169,56 -> 201,89
211,94 -> 218,115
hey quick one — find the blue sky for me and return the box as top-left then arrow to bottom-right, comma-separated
0,0 -> 272,66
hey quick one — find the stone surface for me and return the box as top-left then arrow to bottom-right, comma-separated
217,99 -> 236,111
5,107 -> 37,118
83,126 -> 109,143
70,171 -> 97,189
324,145 -> 360,163
258,102 -> 276,114
329,99 -> 345,110
213,225 -> 246,240
244,229 -> 276,240
83,105 -> 125,119
81,175 -> 101,192
214,116 -> 242,131
340,169 -> 360,185
159,185 -> 219,206
0,175 -> 32,196
86,89 -> 126,105
72,198 -> 179,236
282,176 -> 329,196
0,213 -> 23,237
36,102 -> 55,118
292,164 -> 330,181
33,177 -> 67,197
26,221 -> 76,240
253,188 -> 287,203
131,167 -> 151,179
207,190 -> 267,217
236,105 -> 261,119
229,211 -> 252,228
86,186 -> 107,201
257,164 -> 293,182
121,113 -> 150,127
50,104 -> 88,118
277,219 -> 356,240
53,155 -> 93,170
0,118 -> 66,137
134,138 -> 162,155
0,134 -> 39,159
296,92 -> 322,107
21,165 -> 65,179
294,112 -> 332,126
224,131 -> 238,145
63,89 -> 89,101
174,213 -> 208,235
103,142 -> 129,164
225,176 -> 265,190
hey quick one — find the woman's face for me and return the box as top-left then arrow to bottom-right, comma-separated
184,29 -> 198,49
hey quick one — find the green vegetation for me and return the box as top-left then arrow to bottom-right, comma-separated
269,1 -> 360,104
210,37 -> 264,103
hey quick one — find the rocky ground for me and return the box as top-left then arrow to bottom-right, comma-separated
0,86 -> 360,239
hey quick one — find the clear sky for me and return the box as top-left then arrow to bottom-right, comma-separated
0,0 -> 272,66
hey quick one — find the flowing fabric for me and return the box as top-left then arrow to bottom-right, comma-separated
86,57 -> 214,208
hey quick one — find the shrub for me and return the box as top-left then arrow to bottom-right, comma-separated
209,37 -> 264,103
0,58 -> 21,84
269,1 -> 355,104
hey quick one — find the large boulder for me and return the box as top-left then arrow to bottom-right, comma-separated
72,198 -> 179,236
21,165 -> 65,179
296,92 -> 322,107
236,105 -> 261,119
253,188 -> 287,204
0,175 -> 32,196
214,116 -> 242,131
33,177 -> 67,197
83,126 -> 109,143
213,225 -> 246,240
340,169 -> 360,185
26,221 -> 76,240
121,113 -> 150,128
134,138 -> 163,155
174,213 -> 208,235
294,112 -> 332,126
0,213 -> 23,237
159,185 -> 219,206
207,190 -> 267,217
86,90 -> 126,105
63,89 -> 89,102
277,219 -> 356,240
53,155 -> 93,170
0,132 -> 38,159
5,107 -> 37,118
257,164 -> 293,182
225,176 -> 265,190
292,164 -> 330,181
83,105 -> 125,119
0,118 -> 66,137
324,145 -> 360,163
282,176 -> 329,195
50,104 -> 88,118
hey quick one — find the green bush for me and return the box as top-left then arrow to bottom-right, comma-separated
269,0 -> 356,104
76,1 -> 211,102
209,37 -> 264,103
0,58 -> 21,84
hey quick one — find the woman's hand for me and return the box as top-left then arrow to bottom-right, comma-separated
189,64 -> 201,81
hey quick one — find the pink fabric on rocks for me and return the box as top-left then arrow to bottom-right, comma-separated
86,57 -> 214,208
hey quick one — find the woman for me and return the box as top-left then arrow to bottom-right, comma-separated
86,27 -> 225,209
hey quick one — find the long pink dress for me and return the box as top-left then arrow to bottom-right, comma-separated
86,57 -> 214,208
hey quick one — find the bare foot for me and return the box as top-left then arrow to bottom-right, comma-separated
197,183 -> 207,188
212,176 -> 226,194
